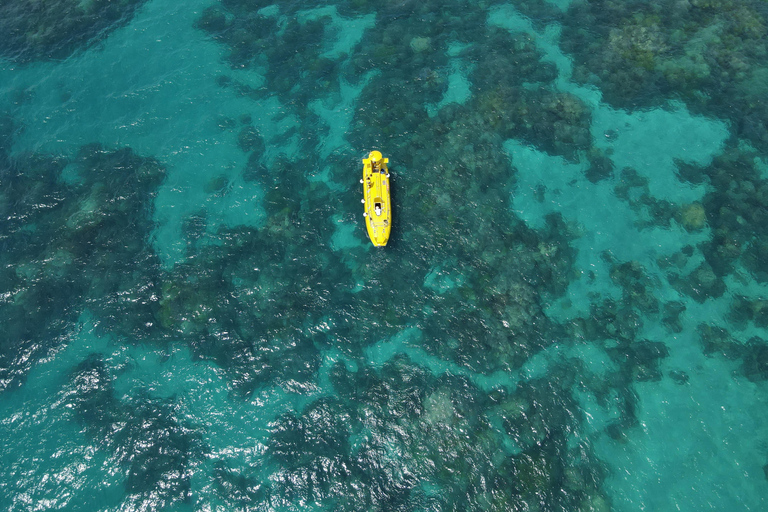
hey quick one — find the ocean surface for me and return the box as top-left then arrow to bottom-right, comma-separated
1,0 -> 768,510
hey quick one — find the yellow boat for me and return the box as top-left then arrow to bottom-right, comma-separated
361,150 -> 392,247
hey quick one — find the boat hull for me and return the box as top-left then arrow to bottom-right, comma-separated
362,151 -> 391,247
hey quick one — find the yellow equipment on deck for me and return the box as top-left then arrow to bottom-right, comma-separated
361,151 -> 391,247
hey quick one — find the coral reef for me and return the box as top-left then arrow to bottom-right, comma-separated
0,141 -> 164,391
697,323 -> 768,385
187,1 -> 703,507
561,0 -> 768,152
614,167 -> 678,230
7,0 -> 768,508
67,355 -> 205,507
240,355 -> 611,511
663,141 -> 768,312
180,2 -> 627,508
679,202 -> 707,231
0,0 -> 148,63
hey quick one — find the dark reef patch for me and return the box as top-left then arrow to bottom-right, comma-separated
585,149 -> 615,183
697,324 -> 768,385
658,140 -> 768,316
561,0 -> 768,152
613,167 -> 677,230
662,301 -> 686,333
0,135 -> 165,391
254,355 -> 610,511
697,324 -> 743,360
669,369 -> 689,385
211,462 -> 269,509
67,355 -> 205,508
68,354 -> 122,434
609,260 -> 660,314
156,219 -> 340,397
697,144 -> 768,279
670,261 -> 726,303
0,0 -> 149,63
741,338 -> 768,382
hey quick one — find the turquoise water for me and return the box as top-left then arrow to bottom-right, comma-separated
2,0 -> 768,510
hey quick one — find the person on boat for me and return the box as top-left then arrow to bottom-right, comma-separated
375,204 -> 382,216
